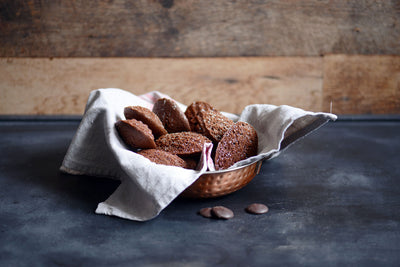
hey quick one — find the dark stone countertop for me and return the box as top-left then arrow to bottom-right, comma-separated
0,117 -> 399,266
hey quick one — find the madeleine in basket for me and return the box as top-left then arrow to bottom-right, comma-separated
115,98 -> 259,198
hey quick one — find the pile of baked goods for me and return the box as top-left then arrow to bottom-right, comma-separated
115,98 -> 258,171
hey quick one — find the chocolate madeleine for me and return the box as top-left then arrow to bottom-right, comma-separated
185,101 -> 214,133
156,132 -> 212,156
214,121 -> 258,170
124,106 -> 167,137
153,98 -> 190,133
185,101 -> 234,143
115,119 -> 156,149
138,149 -> 188,168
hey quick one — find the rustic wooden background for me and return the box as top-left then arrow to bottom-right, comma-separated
1,0 -> 399,115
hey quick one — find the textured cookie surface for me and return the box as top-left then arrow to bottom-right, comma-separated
152,98 -> 190,133
214,121 -> 258,170
156,132 -> 212,156
202,109 -> 234,143
181,157 -> 199,170
185,101 -> 214,134
115,119 -> 156,149
124,106 -> 167,137
138,149 -> 188,168
185,101 -> 234,143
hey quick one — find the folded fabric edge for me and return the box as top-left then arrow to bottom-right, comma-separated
94,164 -> 207,221
95,202 -> 157,222
280,114 -> 336,150
59,165 -> 86,176
228,111 -> 336,169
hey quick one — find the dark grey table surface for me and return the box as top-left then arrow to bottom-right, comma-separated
1,117 -> 399,266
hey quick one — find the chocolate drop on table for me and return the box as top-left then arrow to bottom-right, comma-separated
211,206 -> 234,219
245,203 -> 269,214
198,207 -> 213,218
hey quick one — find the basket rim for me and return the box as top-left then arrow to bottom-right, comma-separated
204,158 -> 263,175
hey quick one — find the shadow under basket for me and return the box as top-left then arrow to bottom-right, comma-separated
181,160 -> 263,198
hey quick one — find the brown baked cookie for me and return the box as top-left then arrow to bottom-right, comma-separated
152,98 -> 190,133
214,121 -> 258,170
180,157 -> 199,170
124,106 -> 167,137
156,132 -> 212,156
185,101 -> 234,143
115,119 -> 156,149
202,109 -> 234,143
185,101 -> 214,133
137,149 -> 188,168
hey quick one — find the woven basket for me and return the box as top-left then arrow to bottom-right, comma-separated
181,160 -> 263,198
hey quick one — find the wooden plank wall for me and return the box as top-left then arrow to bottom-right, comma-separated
0,0 -> 399,115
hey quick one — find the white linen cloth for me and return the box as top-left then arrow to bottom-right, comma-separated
60,88 -> 337,221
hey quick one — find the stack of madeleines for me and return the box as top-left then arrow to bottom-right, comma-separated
115,98 -> 258,170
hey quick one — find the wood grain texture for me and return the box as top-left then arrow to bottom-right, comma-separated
323,55 -> 400,114
0,57 -> 323,115
1,0 -> 399,57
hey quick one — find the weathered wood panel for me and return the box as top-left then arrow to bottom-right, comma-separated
1,0 -> 399,57
323,55 -> 400,114
0,57 -> 323,115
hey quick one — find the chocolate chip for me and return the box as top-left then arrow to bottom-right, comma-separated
198,207 -> 213,218
245,203 -> 269,214
211,206 -> 234,219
